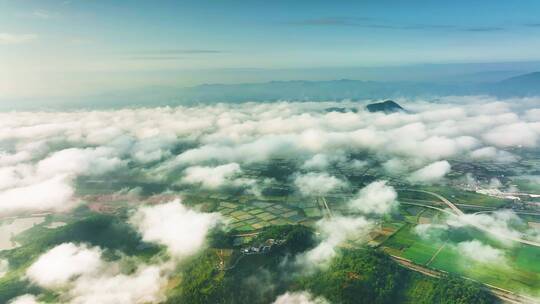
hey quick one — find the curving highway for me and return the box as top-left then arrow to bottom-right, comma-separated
399,189 -> 540,248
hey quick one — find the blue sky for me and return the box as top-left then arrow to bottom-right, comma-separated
1,0 -> 540,99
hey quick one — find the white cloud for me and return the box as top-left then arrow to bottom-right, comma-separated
0,147 -> 124,215
483,122 -> 538,147
130,199 -> 221,258
25,242 -> 168,304
0,174 -> 74,215
8,294 -> 40,304
36,147 -> 124,178
524,108 -> 540,122
302,153 -> 349,171
0,33 -> 36,45
0,151 -> 32,166
0,98 -> 538,217
456,240 -> 506,264
0,98 -> 538,302
294,172 -> 346,196
273,291 -> 329,304
470,146 -> 517,163
414,224 -> 448,240
350,159 -> 368,170
181,163 -> 242,189
68,264 -> 166,304
382,158 -> 409,174
408,160 -> 451,183
0,259 -> 8,278
302,154 -> 330,170
26,243 -> 103,289
448,210 -> 524,244
298,216 -> 373,269
348,181 -> 398,215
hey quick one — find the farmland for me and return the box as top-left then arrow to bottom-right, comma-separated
378,202 -> 540,297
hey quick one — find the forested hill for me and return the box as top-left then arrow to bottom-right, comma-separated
167,225 -> 496,304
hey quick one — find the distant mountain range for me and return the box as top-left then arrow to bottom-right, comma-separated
493,72 -> 540,95
170,72 -> 540,104
8,72 -> 540,110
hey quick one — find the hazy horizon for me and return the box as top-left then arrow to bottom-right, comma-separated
3,0 -> 540,102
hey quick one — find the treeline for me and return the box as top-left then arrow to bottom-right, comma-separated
0,218 -> 497,304
5,214 -> 159,269
0,214 -> 161,303
169,225 -> 497,304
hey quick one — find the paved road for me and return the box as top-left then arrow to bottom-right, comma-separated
399,189 -> 464,216
390,255 -> 540,304
474,210 -> 540,216
400,201 -> 457,216
399,189 -> 540,248
320,196 -> 334,218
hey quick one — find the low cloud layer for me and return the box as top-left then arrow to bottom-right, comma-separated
298,216 -> 374,269
25,243 -> 167,304
8,294 -> 40,304
0,97 -> 538,303
26,243 -> 103,289
0,147 -> 124,215
0,259 -> 8,278
448,210 -> 525,244
273,291 -> 329,304
181,163 -> 242,189
0,97 -> 537,216
130,199 -> 222,258
18,196 -> 224,303
22,198 -> 221,303
419,209 -> 540,246
348,181 -> 398,214
408,160 -> 451,184
456,240 -> 506,264
294,172 -> 346,196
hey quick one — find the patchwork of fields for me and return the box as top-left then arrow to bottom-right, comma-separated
379,203 -> 540,297
217,201 -> 310,232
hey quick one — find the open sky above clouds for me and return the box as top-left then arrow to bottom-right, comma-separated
2,0 -> 540,100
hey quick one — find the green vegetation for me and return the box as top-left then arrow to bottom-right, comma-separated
5,214 -> 159,269
167,251 -> 226,304
168,225 -> 316,304
299,249 -> 404,304
0,271 -> 41,304
254,224 -> 316,254
510,176 -> 540,193
0,213 -> 162,303
398,187 -> 509,208
166,224 -> 496,304
429,243 -> 540,296
428,275 -> 496,304
381,210 -> 540,297
305,250 -> 494,304
422,186 -> 509,208
217,200 -> 308,233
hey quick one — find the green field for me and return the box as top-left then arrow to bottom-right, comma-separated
429,243 -> 540,297
381,210 -> 540,297
382,223 -> 443,265
217,200 -> 308,233
510,175 -> 540,193
398,186 -> 509,208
